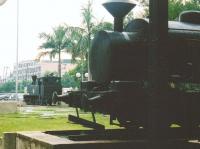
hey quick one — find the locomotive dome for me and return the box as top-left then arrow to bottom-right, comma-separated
179,10 -> 200,24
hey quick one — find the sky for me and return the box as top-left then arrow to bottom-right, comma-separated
0,0 -> 115,77
0,0 -> 142,77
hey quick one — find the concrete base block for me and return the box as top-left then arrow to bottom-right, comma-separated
3,133 -> 16,149
0,138 -> 3,149
2,130 -> 200,149
0,101 -> 18,114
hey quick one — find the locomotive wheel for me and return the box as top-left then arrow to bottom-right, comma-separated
47,97 -> 53,106
117,116 -> 135,128
116,114 -> 146,129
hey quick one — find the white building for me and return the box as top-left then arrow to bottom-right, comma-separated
11,59 -> 76,81
13,60 -> 40,81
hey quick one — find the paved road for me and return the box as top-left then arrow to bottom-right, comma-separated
0,93 -> 24,101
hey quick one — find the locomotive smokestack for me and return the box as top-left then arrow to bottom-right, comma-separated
103,0 -> 136,32
32,75 -> 37,85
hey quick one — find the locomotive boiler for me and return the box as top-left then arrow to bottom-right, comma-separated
53,1 -> 200,130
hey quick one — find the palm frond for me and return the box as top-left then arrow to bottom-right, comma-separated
35,51 -> 50,61
39,32 -> 51,39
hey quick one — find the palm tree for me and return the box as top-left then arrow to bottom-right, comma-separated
61,0 -> 113,79
64,25 -> 86,62
37,25 -> 70,77
66,0 -> 113,62
81,0 -> 94,51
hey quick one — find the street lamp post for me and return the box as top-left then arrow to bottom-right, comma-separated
84,73 -> 89,81
75,72 -> 81,79
0,0 -> 20,101
75,72 -> 81,90
16,0 -> 19,101
76,72 -> 88,82
75,72 -> 88,89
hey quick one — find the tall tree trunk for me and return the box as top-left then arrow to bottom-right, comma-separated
58,49 -> 61,78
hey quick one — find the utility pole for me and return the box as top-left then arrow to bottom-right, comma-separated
16,0 -> 19,101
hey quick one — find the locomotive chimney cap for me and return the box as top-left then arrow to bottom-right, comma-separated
103,0 -> 136,18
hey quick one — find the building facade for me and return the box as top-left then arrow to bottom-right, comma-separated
12,59 -> 75,81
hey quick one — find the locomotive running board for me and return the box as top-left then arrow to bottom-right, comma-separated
68,114 -> 105,130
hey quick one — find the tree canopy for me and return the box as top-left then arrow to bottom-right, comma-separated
37,25 -> 70,77
169,0 -> 200,20
126,0 -> 200,20
65,0 -> 113,63
36,0 -> 200,89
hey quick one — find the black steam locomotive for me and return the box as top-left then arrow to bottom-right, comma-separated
53,1 -> 200,130
24,75 -> 62,105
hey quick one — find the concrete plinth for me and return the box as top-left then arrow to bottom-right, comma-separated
0,101 -> 18,114
2,133 -> 16,149
2,130 -> 200,149
0,138 -> 3,149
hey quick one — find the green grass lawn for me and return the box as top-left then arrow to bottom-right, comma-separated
0,106 -> 119,137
